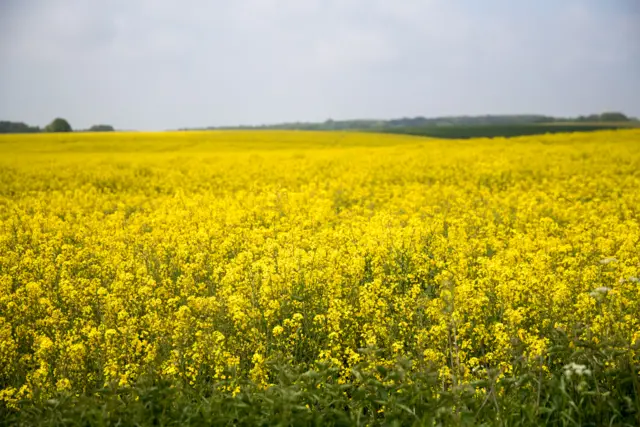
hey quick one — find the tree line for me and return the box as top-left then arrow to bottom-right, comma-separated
188,111 -> 635,132
2,112 -> 635,134
0,118 -> 115,134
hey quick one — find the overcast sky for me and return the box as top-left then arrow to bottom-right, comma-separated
1,0 -> 639,130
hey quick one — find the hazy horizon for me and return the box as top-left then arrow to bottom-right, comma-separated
1,0 -> 639,131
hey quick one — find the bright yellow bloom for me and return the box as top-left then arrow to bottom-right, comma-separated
0,129 -> 639,402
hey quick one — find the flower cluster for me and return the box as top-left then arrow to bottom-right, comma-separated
0,129 -> 639,406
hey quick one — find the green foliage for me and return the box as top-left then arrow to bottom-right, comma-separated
377,124 -> 630,139
3,341 -> 638,426
577,112 -> 630,122
88,124 -> 115,132
598,112 -> 630,122
44,118 -> 72,133
0,121 -> 40,134
193,112 -> 635,134
202,115 -> 557,131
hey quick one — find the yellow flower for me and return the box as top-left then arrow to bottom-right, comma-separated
0,128 -> 638,402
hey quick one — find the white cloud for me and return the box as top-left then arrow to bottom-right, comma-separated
0,0 -> 638,129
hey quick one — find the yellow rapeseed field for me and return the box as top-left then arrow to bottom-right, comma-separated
1,130 -> 639,408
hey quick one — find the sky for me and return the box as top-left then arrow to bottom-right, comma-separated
0,0 -> 639,130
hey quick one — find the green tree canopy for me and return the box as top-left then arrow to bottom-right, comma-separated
599,112 -> 629,122
0,121 -> 41,133
45,118 -> 72,132
89,124 -> 115,132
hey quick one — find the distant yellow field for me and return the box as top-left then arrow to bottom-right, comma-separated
1,130 -> 639,405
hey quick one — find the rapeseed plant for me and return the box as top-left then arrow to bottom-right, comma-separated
0,129 -> 639,425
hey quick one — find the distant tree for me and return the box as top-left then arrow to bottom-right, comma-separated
89,124 -> 115,132
0,121 -> 41,133
599,112 -> 629,122
45,118 -> 72,132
